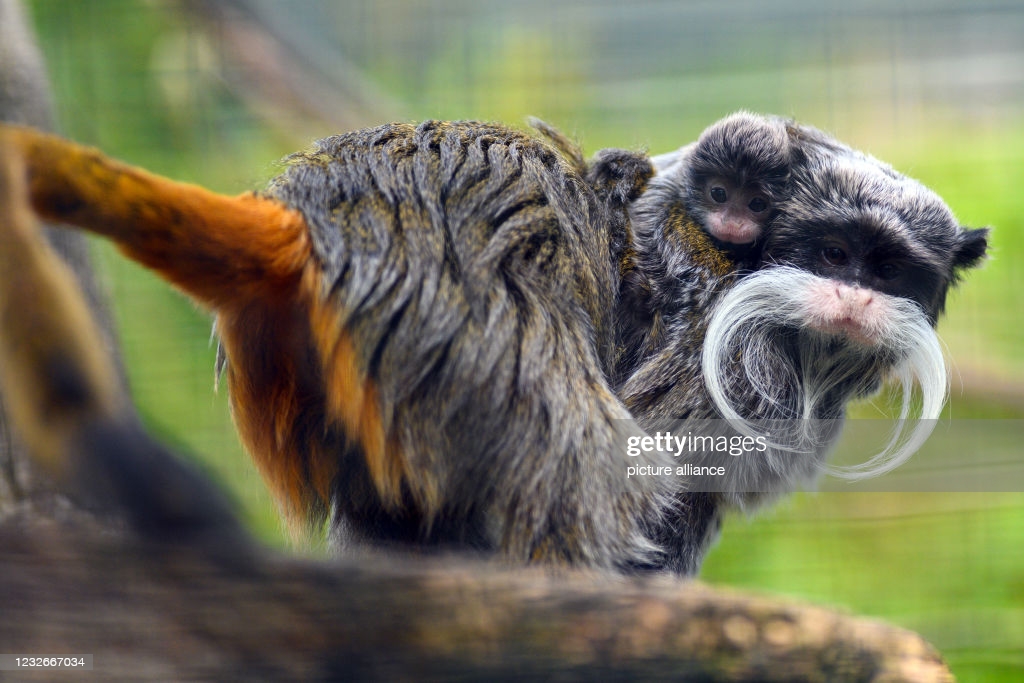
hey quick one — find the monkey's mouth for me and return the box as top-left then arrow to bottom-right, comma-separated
716,223 -> 760,245
806,316 -> 879,347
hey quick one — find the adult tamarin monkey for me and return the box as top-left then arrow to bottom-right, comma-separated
0,116 -> 986,574
0,121 -> 672,569
615,118 -> 988,573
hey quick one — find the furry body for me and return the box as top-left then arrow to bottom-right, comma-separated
255,122 -> 669,566
1,120 -> 676,570
0,115 -> 986,575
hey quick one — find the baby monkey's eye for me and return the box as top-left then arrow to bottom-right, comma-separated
821,246 -> 848,266
710,186 -> 728,203
747,197 -> 768,213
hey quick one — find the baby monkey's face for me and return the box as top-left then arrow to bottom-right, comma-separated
682,111 -> 792,250
700,174 -> 773,245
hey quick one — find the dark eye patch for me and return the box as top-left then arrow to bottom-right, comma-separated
821,246 -> 847,266
873,261 -> 901,281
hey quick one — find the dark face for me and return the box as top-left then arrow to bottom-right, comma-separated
763,153 -> 988,325
762,217 -> 946,319
686,113 -> 791,248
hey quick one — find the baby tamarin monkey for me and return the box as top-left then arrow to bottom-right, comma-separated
613,111 -> 792,377
648,111 -> 790,257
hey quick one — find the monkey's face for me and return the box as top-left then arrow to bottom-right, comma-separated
761,218 -> 947,343
701,152 -> 987,479
698,175 -> 774,245
687,112 -> 791,247
763,154 -> 988,326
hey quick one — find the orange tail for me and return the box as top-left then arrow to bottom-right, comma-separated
0,124 -> 410,538
1,124 -> 311,310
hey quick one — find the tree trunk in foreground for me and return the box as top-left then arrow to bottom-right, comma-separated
0,519 -> 951,682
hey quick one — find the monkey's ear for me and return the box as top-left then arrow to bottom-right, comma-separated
953,227 -> 989,271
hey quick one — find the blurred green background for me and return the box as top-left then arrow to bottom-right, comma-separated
23,0 -> 1024,678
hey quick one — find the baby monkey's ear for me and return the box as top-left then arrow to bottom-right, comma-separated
0,123 -> 312,312
953,227 -> 989,272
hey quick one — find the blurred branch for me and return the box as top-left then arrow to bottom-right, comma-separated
0,0 -> 125,521
0,519 -> 953,682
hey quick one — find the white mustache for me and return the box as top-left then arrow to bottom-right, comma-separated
702,265 -> 947,481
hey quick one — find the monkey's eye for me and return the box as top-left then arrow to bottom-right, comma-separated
875,262 -> 901,280
748,197 -> 768,213
710,186 -> 728,203
821,246 -> 848,266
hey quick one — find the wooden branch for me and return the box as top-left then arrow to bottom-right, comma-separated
180,0 -> 405,132
0,519 -> 952,682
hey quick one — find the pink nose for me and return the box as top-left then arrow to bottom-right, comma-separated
802,279 -> 885,346
834,284 -> 873,310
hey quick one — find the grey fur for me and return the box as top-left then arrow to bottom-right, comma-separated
261,121 -> 672,570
